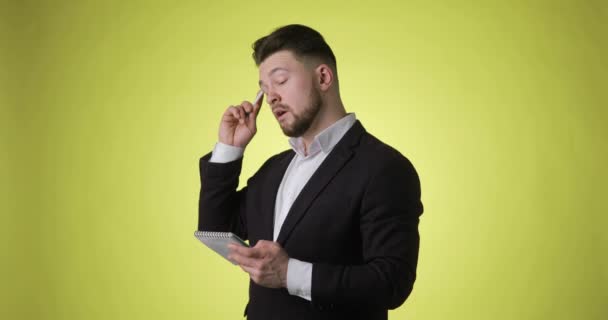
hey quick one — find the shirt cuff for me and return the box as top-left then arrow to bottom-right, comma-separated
209,142 -> 244,163
286,258 -> 312,301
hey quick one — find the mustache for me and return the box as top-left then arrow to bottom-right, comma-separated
271,103 -> 290,111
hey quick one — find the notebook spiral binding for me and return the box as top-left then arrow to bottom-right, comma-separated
194,231 -> 232,239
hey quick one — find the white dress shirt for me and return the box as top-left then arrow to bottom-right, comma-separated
209,113 -> 357,301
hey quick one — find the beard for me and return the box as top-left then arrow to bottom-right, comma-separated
279,88 -> 323,137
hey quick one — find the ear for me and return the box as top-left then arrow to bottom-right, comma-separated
315,64 -> 334,92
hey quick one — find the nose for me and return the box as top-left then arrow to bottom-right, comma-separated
266,88 -> 281,106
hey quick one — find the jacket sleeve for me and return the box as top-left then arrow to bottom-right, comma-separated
197,152 -> 248,240
311,154 -> 423,309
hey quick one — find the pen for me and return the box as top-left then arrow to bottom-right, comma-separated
246,89 -> 264,117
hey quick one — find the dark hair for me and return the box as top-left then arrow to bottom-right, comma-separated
252,24 -> 337,72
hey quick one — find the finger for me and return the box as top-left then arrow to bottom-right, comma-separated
238,263 -> 250,274
254,240 -> 281,255
241,101 -> 254,115
238,265 -> 264,284
237,106 -> 246,124
253,240 -> 271,249
239,264 -> 258,276
229,252 -> 259,268
222,107 -> 241,126
229,244 -> 258,258
245,108 -> 258,130
225,106 -> 240,121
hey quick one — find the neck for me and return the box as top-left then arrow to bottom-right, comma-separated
300,98 -> 346,151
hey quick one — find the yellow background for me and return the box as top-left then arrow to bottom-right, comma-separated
2,0 -> 607,319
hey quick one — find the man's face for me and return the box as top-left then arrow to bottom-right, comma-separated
258,50 -> 322,137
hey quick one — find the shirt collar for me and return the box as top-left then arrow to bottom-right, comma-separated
288,113 -> 357,158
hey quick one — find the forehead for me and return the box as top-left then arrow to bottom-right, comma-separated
259,50 -> 305,75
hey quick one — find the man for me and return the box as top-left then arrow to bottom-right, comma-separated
198,24 -> 423,320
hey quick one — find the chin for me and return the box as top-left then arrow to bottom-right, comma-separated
278,123 -> 297,137
280,126 -> 297,137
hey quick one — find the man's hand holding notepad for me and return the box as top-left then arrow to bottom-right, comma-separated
194,231 -> 249,265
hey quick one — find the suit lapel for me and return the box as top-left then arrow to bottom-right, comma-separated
276,121 -> 365,245
261,151 -> 294,241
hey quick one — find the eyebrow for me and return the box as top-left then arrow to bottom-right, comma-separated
258,67 -> 289,88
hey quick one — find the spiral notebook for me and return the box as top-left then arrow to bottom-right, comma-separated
194,231 -> 249,265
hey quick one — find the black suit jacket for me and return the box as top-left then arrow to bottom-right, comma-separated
198,121 -> 423,320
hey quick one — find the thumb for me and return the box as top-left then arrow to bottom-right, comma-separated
254,239 -> 269,248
